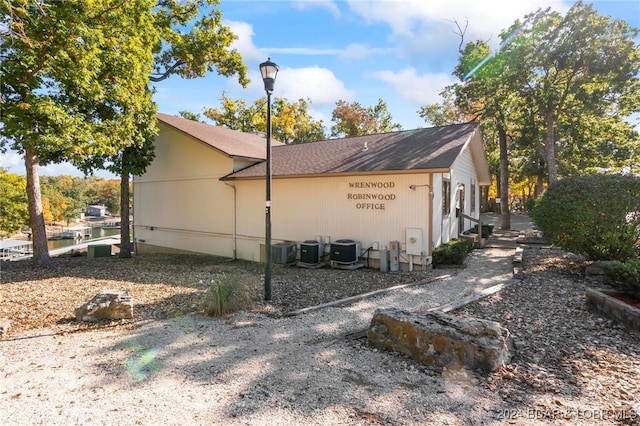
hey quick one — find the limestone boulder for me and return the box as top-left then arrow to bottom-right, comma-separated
367,308 -> 513,372
75,289 -> 133,322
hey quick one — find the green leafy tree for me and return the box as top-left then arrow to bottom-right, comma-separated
204,92 -> 257,132
555,111 -> 640,176
0,169 -> 29,236
90,179 -> 122,216
204,93 -> 326,144
41,178 -> 71,222
178,111 -> 204,123
453,37 -> 524,230
1,0 -> 158,266
510,2 -> 640,183
149,0 -> 248,85
444,3 -> 639,225
331,98 -> 402,137
418,86 -> 469,127
109,1 -> 249,258
41,175 -> 100,223
268,98 -> 326,144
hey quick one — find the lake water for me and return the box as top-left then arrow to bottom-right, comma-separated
47,227 -> 122,250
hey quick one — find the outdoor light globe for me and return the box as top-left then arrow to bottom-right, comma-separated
259,58 -> 279,93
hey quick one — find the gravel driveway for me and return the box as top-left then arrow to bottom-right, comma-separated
2,228 -> 639,425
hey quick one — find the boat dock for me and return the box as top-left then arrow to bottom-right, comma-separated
0,239 -> 34,260
48,226 -> 92,240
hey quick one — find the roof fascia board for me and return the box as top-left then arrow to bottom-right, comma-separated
220,168 -> 449,181
158,121 -> 234,159
460,125 -> 492,186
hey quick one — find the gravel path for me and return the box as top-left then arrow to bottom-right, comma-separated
2,235 -> 639,425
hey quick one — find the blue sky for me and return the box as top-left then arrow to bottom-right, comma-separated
2,0 -> 639,177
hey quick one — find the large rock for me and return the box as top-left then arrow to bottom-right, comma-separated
75,289 -> 133,322
585,261 -> 608,284
367,308 -> 513,372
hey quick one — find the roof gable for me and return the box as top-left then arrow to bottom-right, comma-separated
157,113 -> 283,160
224,122 -> 484,179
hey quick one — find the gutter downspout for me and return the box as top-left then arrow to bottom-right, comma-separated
428,173 -> 434,265
224,181 -> 237,260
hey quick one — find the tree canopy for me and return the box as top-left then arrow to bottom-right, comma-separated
150,0 -> 248,85
1,0 -> 159,266
1,0 -> 250,265
201,92 -> 326,144
0,169 -> 29,237
422,1 -> 640,206
508,1 -> 640,183
331,99 -> 402,138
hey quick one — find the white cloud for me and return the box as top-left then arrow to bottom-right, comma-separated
338,43 -> 393,60
0,150 -> 24,174
263,47 -> 344,56
225,20 -> 264,62
370,68 -> 455,105
274,66 -> 355,106
347,0 -> 570,50
292,0 -> 341,18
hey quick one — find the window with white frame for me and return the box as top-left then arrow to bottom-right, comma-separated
471,179 -> 476,212
442,179 -> 451,216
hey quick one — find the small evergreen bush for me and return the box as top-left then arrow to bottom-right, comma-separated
204,273 -> 253,317
601,260 -> 640,297
466,224 -> 494,238
530,174 -> 640,261
433,238 -> 474,266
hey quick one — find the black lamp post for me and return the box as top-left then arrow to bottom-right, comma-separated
259,58 -> 278,301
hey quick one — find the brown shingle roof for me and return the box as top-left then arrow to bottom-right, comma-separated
223,122 -> 481,179
157,112 -> 283,160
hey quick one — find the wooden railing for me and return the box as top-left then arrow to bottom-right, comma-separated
459,213 -> 484,247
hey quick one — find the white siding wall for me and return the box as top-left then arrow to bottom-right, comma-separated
434,143 -> 481,245
432,173 -> 446,246
451,143 -> 480,231
434,143 -> 480,245
134,123 -> 485,267
233,173 -> 433,267
133,125 -> 236,257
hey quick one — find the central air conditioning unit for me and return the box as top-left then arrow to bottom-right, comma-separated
273,242 -> 296,264
300,240 -> 323,264
330,239 -> 361,264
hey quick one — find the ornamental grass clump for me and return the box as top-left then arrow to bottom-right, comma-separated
204,272 -> 254,317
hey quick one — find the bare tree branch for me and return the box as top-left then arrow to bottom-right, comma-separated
447,17 -> 469,54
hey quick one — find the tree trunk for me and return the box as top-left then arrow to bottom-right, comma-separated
481,185 -> 490,212
545,112 -> 558,184
24,147 -> 51,267
535,160 -> 545,197
498,127 -> 511,230
119,172 -> 132,258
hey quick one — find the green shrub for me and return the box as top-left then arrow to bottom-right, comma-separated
601,260 -> 640,297
433,238 -> 474,266
465,224 -> 494,238
204,273 -> 254,317
530,174 -> 640,261
524,197 -> 536,213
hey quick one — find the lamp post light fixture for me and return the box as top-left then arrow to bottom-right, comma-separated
259,58 -> 279,301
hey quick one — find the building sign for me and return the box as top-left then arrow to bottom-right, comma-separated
347,181 -> 396,210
